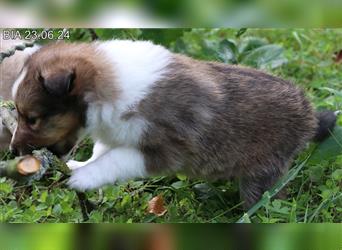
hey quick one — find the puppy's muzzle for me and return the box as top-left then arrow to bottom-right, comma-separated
9,142 -> 36,156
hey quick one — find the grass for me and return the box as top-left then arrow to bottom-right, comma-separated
0,28 -> 341,223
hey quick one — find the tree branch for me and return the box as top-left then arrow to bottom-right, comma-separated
0,102 -> 94,221
0,148 -> 69,183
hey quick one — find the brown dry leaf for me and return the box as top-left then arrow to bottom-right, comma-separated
148,195 -> 167,216
334,50 -> 342,63
17,156 -> 41,175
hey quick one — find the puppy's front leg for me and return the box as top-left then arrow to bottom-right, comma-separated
68,147 -> 147,191
67,141 -> 110,170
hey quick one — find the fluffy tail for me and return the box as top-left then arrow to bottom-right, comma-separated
313,110 -> 340,142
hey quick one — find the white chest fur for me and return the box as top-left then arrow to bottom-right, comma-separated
86,40 -> 172,147
86,102 -> 148,147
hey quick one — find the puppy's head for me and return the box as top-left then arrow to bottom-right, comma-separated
10,43 -> 97,156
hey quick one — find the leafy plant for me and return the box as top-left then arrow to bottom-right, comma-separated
173,30 -> 288,69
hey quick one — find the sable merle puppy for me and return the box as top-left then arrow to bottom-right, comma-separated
10,40 -> 337,208
0,38 -> 40,151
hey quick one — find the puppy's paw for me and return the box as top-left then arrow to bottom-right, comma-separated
67,165 -> 108,191
66,160 -> 88,170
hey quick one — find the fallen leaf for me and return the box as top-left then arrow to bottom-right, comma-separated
334,50 -> 342,63
148,195 -> 167,216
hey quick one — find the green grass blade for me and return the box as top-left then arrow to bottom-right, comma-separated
237,154 -> 312,223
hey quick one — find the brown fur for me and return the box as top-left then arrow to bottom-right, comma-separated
1,39 -> 32,151
11,42 -> 117,156
137,54 -> 317,208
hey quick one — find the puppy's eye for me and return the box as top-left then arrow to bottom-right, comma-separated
27,117 -> 39,126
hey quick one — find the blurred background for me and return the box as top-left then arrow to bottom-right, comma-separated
0,224 -> 341,250
0,0 -> 341,27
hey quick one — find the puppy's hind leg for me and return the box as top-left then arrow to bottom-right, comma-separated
239,162 -> 288,209
67,141 -> 110,170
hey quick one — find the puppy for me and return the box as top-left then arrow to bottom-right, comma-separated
0,38 -> 39,151
10,40 -> 337,208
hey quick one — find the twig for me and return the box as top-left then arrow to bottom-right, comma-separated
88,29 -> 99,41
0,103 -> 70,175
0,29 -> 51,64
0,148 -> 69,183
0,102 -> 94,221
0,42 -> 34,64
76,191 -> 96,221
0,105 -> 70,180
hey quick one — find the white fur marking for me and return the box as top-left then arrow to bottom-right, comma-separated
68,147 -> 147,191
10,44 -> 40,99
12,67 -> 27,99
68,40 -> 172,190
9,124 -> 17,151
67,141 -> 110,170
86,40 -> 171,147
96,40 -> 170,108
10,44 -> 41,99
87,103 -> 149,147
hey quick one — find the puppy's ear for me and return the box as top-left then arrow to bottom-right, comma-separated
41,71 -> 75,97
